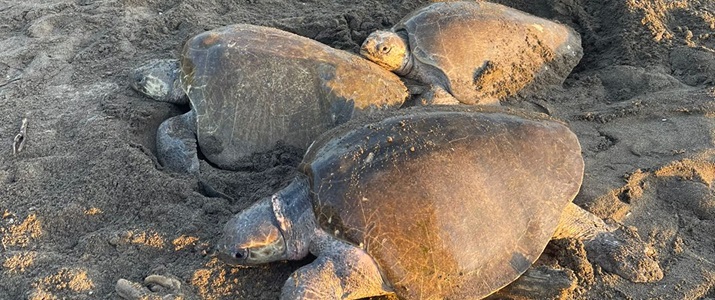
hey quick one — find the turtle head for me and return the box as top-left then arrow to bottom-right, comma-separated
218,198 -> 288,265
360,30 -> 410,75
218,177 -> 314,266
130,59 -> 188,104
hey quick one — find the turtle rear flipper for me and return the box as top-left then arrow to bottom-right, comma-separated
584,227 -> 664,283
554,203 -> 664,283
490,266 -> 577,300
156,111 -> 199,174
553,202 -> 612,240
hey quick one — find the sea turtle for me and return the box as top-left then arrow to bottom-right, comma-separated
193,106 -> 658,299
360,1 -> 583,106
130,24 -> 408,173
117,106 -> 663,299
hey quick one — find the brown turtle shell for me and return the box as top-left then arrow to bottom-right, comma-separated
301,106 -> 584,299
395,1 -> 583,104
180,24 -> 408,169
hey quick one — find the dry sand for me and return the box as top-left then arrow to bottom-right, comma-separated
1,0 -> 715,299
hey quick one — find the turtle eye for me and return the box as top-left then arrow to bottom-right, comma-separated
380,45 -> 391,54
134,73 -> 146,85
235,249 -> 247,260
216,247 -> 249,265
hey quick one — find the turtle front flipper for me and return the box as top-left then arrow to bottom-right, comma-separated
282,231 -> 393,300
553,203 -> 664,283
157,111 -> 199,174
414,85 -> 462,106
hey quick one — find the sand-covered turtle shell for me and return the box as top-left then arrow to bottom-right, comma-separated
180,24 -> 408,168
301,106 -> 584,299
396,1 -> 582,103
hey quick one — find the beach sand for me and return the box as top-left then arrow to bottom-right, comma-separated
1,0 -> 714,299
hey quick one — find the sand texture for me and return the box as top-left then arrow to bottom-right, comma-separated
1,0 -> 715,299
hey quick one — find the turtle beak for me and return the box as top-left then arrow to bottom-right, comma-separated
359,40 -> 373,57
217,198 -> 289,265
360,33 -> 383,58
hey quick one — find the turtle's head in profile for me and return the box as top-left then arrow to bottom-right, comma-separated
218,177 -> 315,266
217,198 -> 288,265
130,59 -> 187,104
360,30 -> 411,75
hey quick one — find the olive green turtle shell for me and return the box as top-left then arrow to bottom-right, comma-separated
180,24 -> 408,169
301,106 -> 584,299
395,1 -> 583,104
